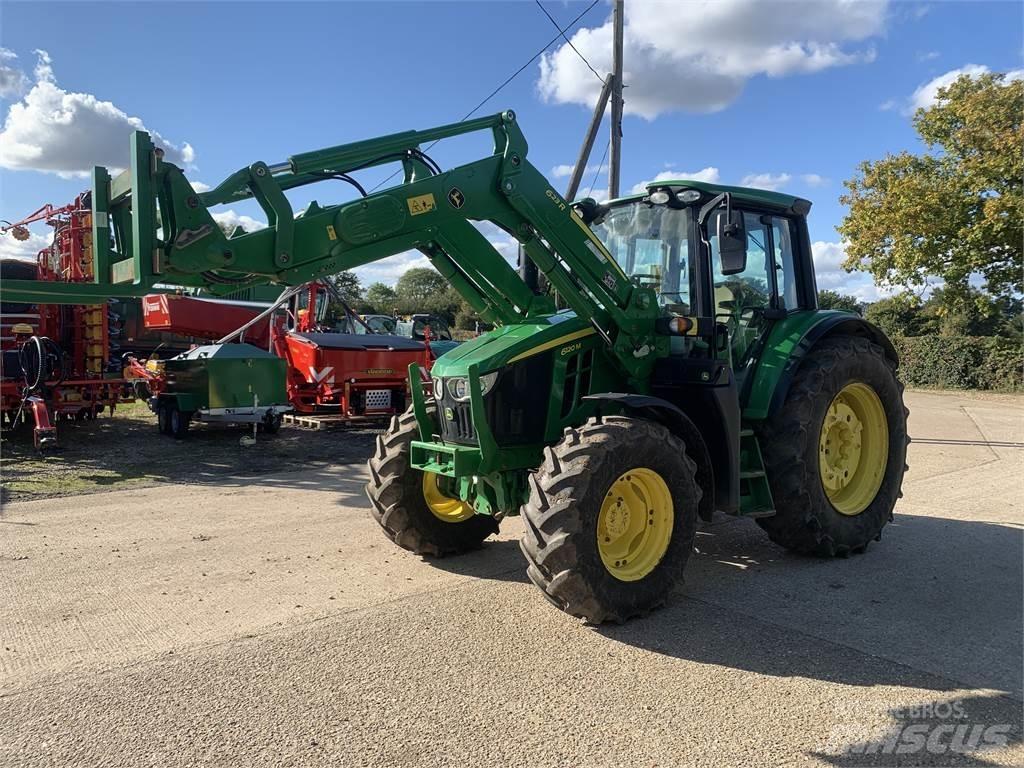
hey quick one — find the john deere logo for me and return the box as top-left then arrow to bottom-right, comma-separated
447,187 -> 465,209
444,407 -> 454,421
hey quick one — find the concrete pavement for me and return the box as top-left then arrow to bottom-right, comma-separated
1,390 -> 1021,767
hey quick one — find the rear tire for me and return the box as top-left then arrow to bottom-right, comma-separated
365,407 -> 499,556
520,416 -> 701,623
757,335 -> 908,556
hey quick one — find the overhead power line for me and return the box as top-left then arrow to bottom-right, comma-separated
586,139 -> 610,198
369,0 -> 601,192
534,0 -> 605,83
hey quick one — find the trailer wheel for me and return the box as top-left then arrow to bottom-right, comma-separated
757,335 -> 908,556
520,416 -> 701,623
169,406 -> 190,440
157,405 -> 171,435
260,412 -> 282,435
366,406 -> 499,556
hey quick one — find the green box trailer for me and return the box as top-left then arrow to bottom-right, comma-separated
151,343 -> 291,438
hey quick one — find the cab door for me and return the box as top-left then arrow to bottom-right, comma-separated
709,210 -> 801,383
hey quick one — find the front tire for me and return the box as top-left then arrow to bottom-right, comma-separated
520,416 -> 701,623
365,407 -> 499,556
757,335 -> 908,556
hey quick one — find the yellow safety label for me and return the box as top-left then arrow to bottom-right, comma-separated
326,225 -> 337,241
407,193 -> 436,216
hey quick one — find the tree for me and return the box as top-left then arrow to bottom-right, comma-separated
393,267 -> 461,321
394,268 -> 449,312
817,290 -> 861,314
326,271 -> 363,304
365,282 -> 398,314
839,73 -> 1023,313
863,295 -> 925,338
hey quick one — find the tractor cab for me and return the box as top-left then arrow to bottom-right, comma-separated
589,180 -> 816,380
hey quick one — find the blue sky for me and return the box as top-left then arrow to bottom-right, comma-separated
0,0 -> 1021,298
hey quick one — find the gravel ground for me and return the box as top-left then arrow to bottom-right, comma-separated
0,403 -> 379,503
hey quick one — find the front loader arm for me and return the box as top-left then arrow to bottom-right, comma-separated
1,111 -> 660,379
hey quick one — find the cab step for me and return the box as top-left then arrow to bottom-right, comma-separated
738,427 -> 775,517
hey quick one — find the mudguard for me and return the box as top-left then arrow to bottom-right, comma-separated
742,310 -> 898,422
583,393 -> 718,521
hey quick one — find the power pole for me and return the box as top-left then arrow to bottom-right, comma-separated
608,0 -> 625,199
565,74 -> 613,201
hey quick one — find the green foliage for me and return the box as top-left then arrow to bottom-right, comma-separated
364,282 -> 398,314
864,295 -> 926,338
323,270 -> 367,322
893,335 -> 1022,391
817,290 -> 861,314
839,73 -> 1023,311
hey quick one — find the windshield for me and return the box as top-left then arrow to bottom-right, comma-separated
592,203 -> 693,313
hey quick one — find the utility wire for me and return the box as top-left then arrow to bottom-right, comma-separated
586,138 -> 610,198
369,0 -> 601,192
534,0 -> 604,83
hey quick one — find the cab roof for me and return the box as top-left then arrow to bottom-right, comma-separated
607,178 -> 812,216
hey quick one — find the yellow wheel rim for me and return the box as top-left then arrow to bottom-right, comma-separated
819,382 -> 889,516
597,468 -> 674,582
422,473 -> 475,523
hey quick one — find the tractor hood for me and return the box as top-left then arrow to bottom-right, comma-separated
430,313 -> 593,378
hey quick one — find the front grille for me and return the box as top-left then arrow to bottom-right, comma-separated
440,401 -> 476,443
435,354 -> 552,447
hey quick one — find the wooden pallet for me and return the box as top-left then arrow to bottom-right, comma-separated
282,413 -> 387,430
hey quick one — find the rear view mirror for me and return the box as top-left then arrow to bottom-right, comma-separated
718,209 -> 748,276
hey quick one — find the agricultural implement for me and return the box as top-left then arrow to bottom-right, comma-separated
0,112 -> 908,622
0,196 -> 135,448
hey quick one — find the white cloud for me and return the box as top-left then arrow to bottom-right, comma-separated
917,50 -> 940,62
0,228 -> 51,260
352,250 -> 434,286
352,223 -> 520,287
211,209 -> 267,234
740,172 -> 792,191
878,98 -> 898,111
0,50 -> 194,178
811,240 -> 899,302
537,0 -> 886,119
800,173 -> 828,187
907,64 -> 1024,113
0,48 -> 29,99
550,163 -> 605,180
631,167 -> 720,194
190,181 -> 212,193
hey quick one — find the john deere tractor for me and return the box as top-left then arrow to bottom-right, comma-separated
2,111 -> 907,622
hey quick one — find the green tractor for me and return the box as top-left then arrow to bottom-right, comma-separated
1,111 -> 907,623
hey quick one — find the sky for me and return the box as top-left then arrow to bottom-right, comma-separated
0,0 -> 1021,300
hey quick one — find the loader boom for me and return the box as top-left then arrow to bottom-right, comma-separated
2,111 -> 660,383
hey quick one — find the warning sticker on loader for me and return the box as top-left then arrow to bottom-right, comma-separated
407,193 -> 436,216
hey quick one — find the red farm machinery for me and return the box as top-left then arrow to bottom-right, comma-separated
1,195 -> 135,448
133,281 -> 436,425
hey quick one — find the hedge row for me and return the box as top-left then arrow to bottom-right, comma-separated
891,335 -> 1023,391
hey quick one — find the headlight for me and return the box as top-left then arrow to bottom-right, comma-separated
448,371 -> 499,402
449,377 -> 469,401
478,371 -> 498,397
431,377 -> 442,399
